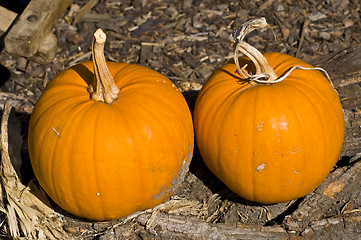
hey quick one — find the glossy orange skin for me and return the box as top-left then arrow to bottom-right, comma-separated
28,61 -> 194,220
194,52 -> 344,204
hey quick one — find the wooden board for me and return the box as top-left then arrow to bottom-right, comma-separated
0,6 -> 17,34
4,0 -> 73,63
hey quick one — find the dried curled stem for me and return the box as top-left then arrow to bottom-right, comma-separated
231,17 -> 278,82
230,18 -> 332,85
88,28 -> 120,104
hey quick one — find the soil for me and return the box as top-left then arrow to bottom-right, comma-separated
0,0 -> 360,239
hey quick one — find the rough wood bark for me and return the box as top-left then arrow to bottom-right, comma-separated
138,213 -> 290,240
99,212 -> 291,240
301,211 -> 361,239
321,45 -> 361,157
283,155 -> 361,232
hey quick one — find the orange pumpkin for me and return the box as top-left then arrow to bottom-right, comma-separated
193,18 -> 344,204
28,29 -> 194,221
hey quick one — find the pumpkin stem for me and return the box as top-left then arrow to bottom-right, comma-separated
88,28 -> 120,104
231,18 -> 278,82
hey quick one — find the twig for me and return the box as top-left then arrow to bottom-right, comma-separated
73,0 -> 98,24
296,19 -> 311,58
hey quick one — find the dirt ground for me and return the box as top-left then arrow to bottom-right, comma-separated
0,0 -> 360,239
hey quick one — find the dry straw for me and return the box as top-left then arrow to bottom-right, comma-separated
0,101 -> 69,239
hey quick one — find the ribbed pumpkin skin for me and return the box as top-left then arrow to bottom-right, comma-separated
28,61 -> 194,221
194,52 -> 344,204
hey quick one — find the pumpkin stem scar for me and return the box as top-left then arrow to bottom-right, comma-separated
87,28 -> 120,104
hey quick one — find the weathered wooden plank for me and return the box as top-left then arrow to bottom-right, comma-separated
4,0 -> 73,63
0,6 -> 17,34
